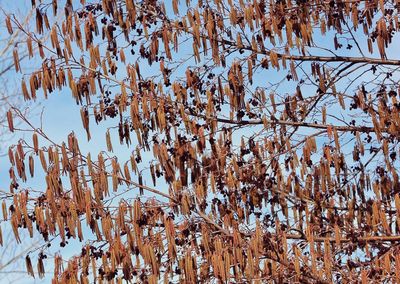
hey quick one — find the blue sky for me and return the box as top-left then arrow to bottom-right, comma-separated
0,1 -> 400,283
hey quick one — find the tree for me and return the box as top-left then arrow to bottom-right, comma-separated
0,3 -> 34,147
4,0 -> 400,282
0,4 -> 45,283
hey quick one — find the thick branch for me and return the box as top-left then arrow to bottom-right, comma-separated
220,38 -> 400,66
286,234 -> 400,243
197,113 -> 383,134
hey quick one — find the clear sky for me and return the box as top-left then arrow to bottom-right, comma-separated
0,1 -> 400,283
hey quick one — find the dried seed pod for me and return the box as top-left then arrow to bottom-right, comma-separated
2,200 -> 7,221
13,48 -> 20,72
28,155 -> 34,177
25,255 -> 35,277
37,256 -> 45,278
22,80 -> 30,101
32,132 -> 39,154
7,110 -> 14,132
